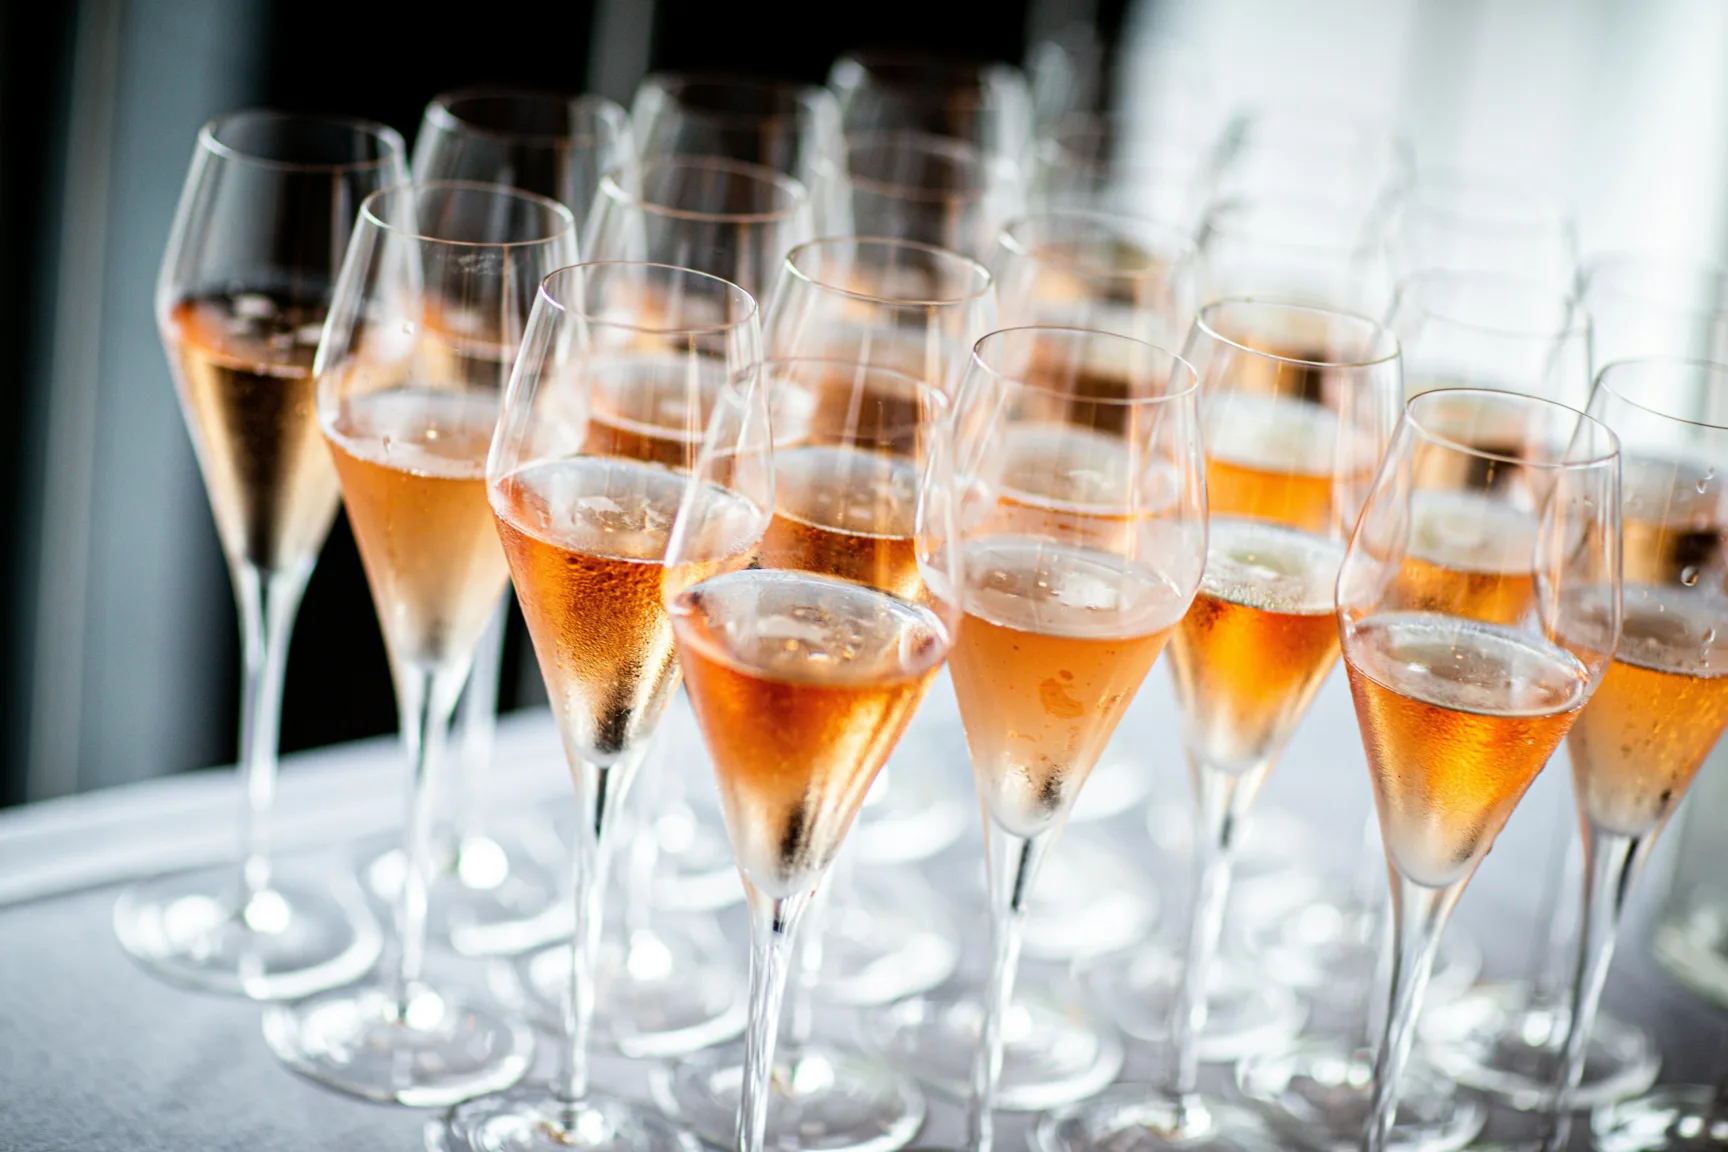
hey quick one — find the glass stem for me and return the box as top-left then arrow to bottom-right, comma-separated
1546,825 -> 1646,1151
391,661 -> 463,1010
623,745 -> 664,940
559,745 -> 642,1106
1366,872 -> 1467,1152
453,596 -> 507,849
738,882 -> 814,1152
969,821 -> 1048,1152
1531,799 -> 1585,1009
231,563 -> 307,906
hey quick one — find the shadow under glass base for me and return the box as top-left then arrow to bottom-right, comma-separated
862,984 -> 1122,1112
1420,981 -> 1659,1111
437,1088 -> 700,1152
365,825 -> 570,958
1235,1038 -> 1484,1152
814,866 -> 960,1006
1085,947 -> 1306,1062
262,982 -> 534,1108
1594,1085 -> 1728,1152
114,867 -> 382,1001
491,916 -> 747,1058
1035,1085 -> 1285,1152
652,1040 -> 925,1152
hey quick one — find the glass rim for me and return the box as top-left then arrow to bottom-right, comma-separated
536,260 -> 759,337
999,208 -> 1196,278
839,130 -> 996,204
1202,194 -> 1380,254
1581,251 -> 1728,318
831,50 -> 1011,92
638,71 -> 829,128
968,324 -> 1199,408
423,87 -> 628,147
782,235 -> 993,307
1194,297 -> 1401,369
199,109 -> 405,173
596,155 -> 809,224
764,355 -> 951,419
358,180 -> 576,248
1405,386 -> 1620,470
1595,355 -> 1728,431
1397,169 -> 1575,233
1391,268 -> 1589,341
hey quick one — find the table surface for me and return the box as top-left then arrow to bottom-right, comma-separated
1,672 -> 1722,1151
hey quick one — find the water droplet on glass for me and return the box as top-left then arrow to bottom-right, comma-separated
1682,566 -> 1701,587
1698,476 -> 1711,494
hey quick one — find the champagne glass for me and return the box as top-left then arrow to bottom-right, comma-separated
398,87 -> 634,959
1041,300 -> 1403,1152
827,51 -> 1032,162
1582,253 -> 1728,365
262,182 -> 577,1105
1380,171 -> 1576,287
814,131 -> 1025,261
655,358 -> 962,1152
1388,270 -> 1592,407
664,351 -> 962,1152
585,155 -> 813,300
440,261 -> 760,1151
1197,195 -> 1393,315
1343,388 -> 1621,1152
1545,357 -> 1728,1149
631,72 -> 842,186
115,111 -> 406,999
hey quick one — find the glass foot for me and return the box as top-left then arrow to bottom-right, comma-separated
1420,981 -> 1660,1111
1035,1085 -> 1284,1152
652,1041 -> 925,1152
114,867 -> 382,1000
649,808 -> 744,913
863,984 -> 1123,1111
849,764 -> 969,867
1086,947 -> 1305,1061
366,825 -> 570,957
1235,1038 -> 1484,1152
438,1088 -> 699,1152
1595,1085 -> 1728,1152
1019,837 -> 1158,961
493,915 -> 747,1058
1069,756 -> 1150,824
262,982 -> 534,1107
815,866 -> 960,1005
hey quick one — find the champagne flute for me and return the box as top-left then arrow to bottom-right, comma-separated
631,72 -> 842,186
1343,388 -> 1621,1152
1545,357 -> 1728,1148
585,155 -> 813,300
262,182 -> 576,1105
439,261 -> 761,1151
827,51 -> 1032,162
815,131 -> 1025,261
115,111 -> 406,1000
944,324 -> 1206,1152
1041,300 -> 1403,1152
399,86 -> 633,959
654,358 -> 960,1152
664,351 -> 962,1152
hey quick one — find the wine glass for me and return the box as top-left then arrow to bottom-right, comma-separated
1208,111 -> 1412,210
1582,253 -> 1728,365
399,87 -> 634,959
1545,357 -> 1728,1148
813,130 -> 1025,261
663,350 -> 963,1152
115,111 -> 406,1000
1040,300 -> 1403,1152
654,357 -> 962,1152
1197,195 -> 1393,315
585,155 -> 813,300
1343,388 -> 1621,1152
261,182 -> 577,1105
631,72 -> 842,186
1027,111 -> 1213,229
827,51 -> 1032,162
1379,170 -> 1577,287
438,261 -> 760,1152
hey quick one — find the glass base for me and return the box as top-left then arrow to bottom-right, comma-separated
849,765 -> 969,867
366,826 -> 569,958
493,916 -> 747,1058
1086,947 -> 1305,1061
1020,837 -> 1158,961
1069,757 -> 1150,824
862,984 -> 1123,1111
262,982 -> 534,1107
1146,801 -> 1314,875
649,811 -> 744,913
1235,1038 -> 1484,1152
1034,1085 -> 1284,1152
1595,1085 -> 1728,1152
437,1088 -> 699,1152
1421,981 -> 1660,1110
1655,897 -> 1728,1010
652,1041 -> 925,1152
113,867 -> 381,1001
815,866 -> 960,1005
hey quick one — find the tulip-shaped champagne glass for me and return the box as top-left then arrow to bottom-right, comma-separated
1545,358 -> 1728,1148
664,353 -> 962,1152
118,112 -> 407,999
262,182 -> 576,1104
